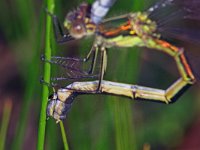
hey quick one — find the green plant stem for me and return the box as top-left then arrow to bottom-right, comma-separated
0,99 -> 12,150
37,0 -> 54,149
60,122 -> 69,150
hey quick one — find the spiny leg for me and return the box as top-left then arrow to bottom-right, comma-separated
88,45 -> 99,74
40,44 -> 98,63
50,74 -> 99,81
45,9 -> 74,44
41,44 -> 99,75
41,55 -> 88,75
97,47 -> 107,91
41,54 -> 85,63
74,44 -> 99,74
42,57 -> 99,80
41,53 -> 100,80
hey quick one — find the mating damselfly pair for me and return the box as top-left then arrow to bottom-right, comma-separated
41,0 -> 200,122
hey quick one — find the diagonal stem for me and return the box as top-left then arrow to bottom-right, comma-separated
60,122 -> 69,150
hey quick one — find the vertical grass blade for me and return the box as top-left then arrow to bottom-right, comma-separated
0,99 -> 12,150
60,122 -> 69,150
37,0 -> 54,149
11,7 -> 42,149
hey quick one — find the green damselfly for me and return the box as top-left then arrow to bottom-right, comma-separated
43,0 -> 200,121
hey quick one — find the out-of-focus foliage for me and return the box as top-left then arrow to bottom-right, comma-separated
0,0 -> 200,150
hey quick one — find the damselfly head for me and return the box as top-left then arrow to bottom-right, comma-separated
64,2 -> 96,39
46,93 -> 58,118
46,91 -> 74,122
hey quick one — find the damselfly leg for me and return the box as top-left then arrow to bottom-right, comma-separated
96,47 -> 107,91
45,9 -> 74,44
40,77 -> 58,90
41,54 -> 99,82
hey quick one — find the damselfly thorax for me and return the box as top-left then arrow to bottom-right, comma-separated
96,12 -> 159,48
65,3 -> 159,48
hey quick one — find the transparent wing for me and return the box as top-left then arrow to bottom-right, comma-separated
147,0 -> 200,81
148,0 -> 200,20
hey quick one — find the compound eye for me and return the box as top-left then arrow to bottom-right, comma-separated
70,23 -> 86,39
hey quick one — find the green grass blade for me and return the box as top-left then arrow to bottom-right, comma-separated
37,0 -> 54,149
11,0 -> 42,150
60,122 -> 69,150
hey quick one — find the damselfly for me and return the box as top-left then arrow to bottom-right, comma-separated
46,0 -> 198,99
43,0 -> 200,121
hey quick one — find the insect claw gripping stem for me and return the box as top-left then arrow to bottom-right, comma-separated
40,54 -> 45,62
44,7 -> 54,17
40,54 -> 53,64
40,77 -> 58,88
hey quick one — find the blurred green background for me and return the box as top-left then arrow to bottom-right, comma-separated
0,0 -> 200,150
